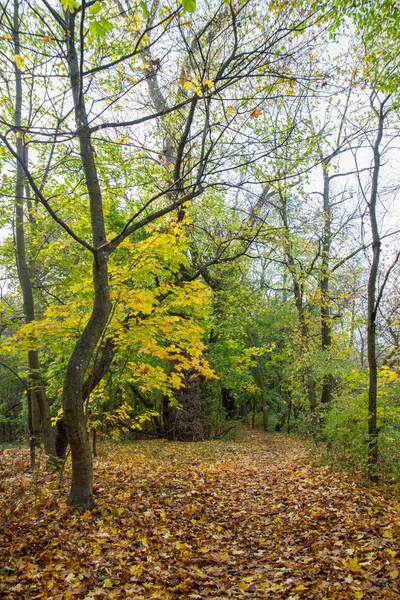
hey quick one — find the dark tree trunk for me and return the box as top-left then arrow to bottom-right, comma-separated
13,0 -> 56,461
27,390 -> 35,469
222,387 -> 236,419
63,12 -> 112,508
163,369 -> 204,441
320,165 -> 334,405
366,99 -> 386,483
92,429 -> 97,458
55,420 -> 69,461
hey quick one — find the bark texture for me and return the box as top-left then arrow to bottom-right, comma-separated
320,165 -> 334,405
63,11 -> 112,508
13,0 -> 56,460
366,99 -> 386,482
163,369 -> 204,441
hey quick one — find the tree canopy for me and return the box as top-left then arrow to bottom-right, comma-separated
0,0 -> 399,509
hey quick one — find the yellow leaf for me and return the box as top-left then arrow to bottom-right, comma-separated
184,81 -> 194,90
349,557 -> 361,573
2,33 -> 12,41
226,106 -> 235,114
382,529 -> 393,539
352,592 -> 363,599
174,541 -> 187,550
129,564 -> 144,575
295,584 -> 308,591
203,79 -> 214,87
389,570 -> 399,580
103,578 -> 113,588
120,134 -> 129,144
14,54 -> 25,69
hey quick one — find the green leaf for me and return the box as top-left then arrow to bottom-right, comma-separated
99,16 -> 113,32
60,0 -> 79,12
89,21 -> 104,39
140,1 -> 151,18
90,1 -> 102,15
182,0 -> 196,13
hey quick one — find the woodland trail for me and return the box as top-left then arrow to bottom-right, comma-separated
0,431 -> 399,599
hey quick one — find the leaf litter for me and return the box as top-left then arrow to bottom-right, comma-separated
0,431 -> 399,599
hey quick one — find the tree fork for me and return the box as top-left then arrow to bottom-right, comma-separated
63,9 -> 112,509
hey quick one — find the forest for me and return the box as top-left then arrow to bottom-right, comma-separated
0,0 -> 399,596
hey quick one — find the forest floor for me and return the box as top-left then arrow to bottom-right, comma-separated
0,430 -> 399,600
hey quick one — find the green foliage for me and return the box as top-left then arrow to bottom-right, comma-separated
321,389 -> 369,469
320,367 -> 400,481
139,1 -> 151,18
181,0 -> 197,13
60,0 -> 79,12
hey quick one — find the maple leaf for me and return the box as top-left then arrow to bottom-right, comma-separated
348,557 -> 362,572
250,108 -> 262,118
1,431 -> 400,600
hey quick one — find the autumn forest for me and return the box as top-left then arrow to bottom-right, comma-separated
0,0 -> 399,598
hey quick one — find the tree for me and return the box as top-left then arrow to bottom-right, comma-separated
0,0 -> 332,508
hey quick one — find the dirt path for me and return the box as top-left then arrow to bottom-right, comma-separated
1,431 -> 399,599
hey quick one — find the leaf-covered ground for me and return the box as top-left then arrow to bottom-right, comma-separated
0,431 -> 399,599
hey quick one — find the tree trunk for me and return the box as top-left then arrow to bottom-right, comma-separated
263,406 -> 269,432
320,165 -> 334,405
13,0 -> 56,460
293,281 -> 317,415
366,99 -> 386,483
63,12 -> 112,508
222,387 -> 236,419
27,389 -> 35,469
163,368 -> 204,441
